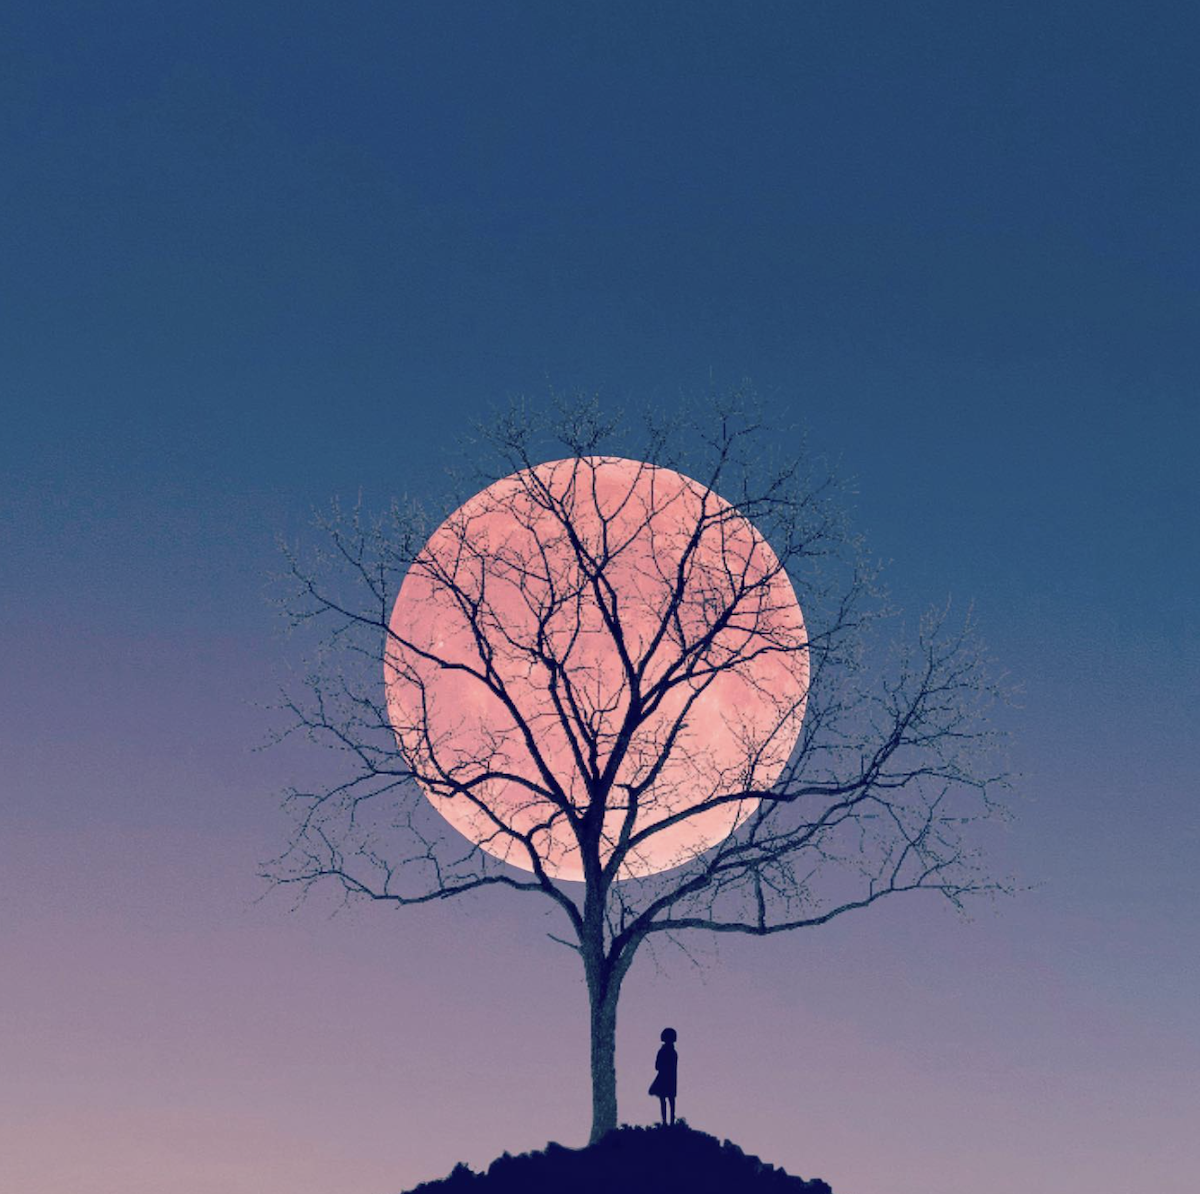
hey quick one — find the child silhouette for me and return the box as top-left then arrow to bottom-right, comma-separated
648,1027 -> 678,1126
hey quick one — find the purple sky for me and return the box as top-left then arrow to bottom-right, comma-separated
3,4 -> 1198,1193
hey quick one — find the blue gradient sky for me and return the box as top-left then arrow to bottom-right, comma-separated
3,4 -> 1198,1192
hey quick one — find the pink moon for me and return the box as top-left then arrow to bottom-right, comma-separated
384,456 -> 808,882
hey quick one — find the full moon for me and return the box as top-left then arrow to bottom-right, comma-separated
384,456 -> 808,881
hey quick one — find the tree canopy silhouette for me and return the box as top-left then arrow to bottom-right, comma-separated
268,392 -> 1008,1142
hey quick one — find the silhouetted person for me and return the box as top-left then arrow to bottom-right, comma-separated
648,1027 -> 678,1125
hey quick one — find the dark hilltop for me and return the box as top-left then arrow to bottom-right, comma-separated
402,1122 -> 833,1194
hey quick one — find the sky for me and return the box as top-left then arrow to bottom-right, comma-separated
2,2 -> 1198,1192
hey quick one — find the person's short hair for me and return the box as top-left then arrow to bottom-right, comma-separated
661,1027 -> 677,1042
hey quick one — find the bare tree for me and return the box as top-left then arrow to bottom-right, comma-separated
267,393 -> 1008,1144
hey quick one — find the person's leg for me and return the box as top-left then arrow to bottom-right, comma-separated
658,1096 -> 667,1125
668,1096 -> 676,1125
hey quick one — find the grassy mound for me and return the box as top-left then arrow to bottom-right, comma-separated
403,1122 -> 833,1194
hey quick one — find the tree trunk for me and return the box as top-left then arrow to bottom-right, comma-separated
588,979 -> 620,1143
